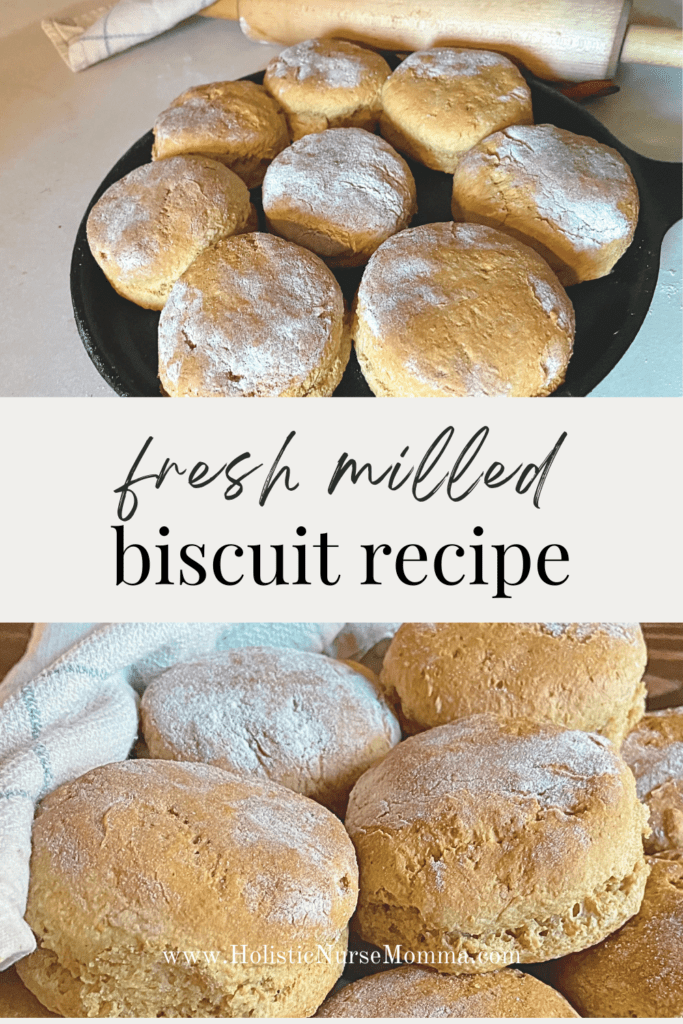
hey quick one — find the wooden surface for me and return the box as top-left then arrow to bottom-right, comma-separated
0,623 -> 31,682
1,626 -> 682,710
641,623 -> 683,709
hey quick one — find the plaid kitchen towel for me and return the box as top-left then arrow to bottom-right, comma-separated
0,621 -> 398,969
42,0 -> 216,72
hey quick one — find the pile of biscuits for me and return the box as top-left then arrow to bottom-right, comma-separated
86,39 -> 639,398
5,624 -> 682,1017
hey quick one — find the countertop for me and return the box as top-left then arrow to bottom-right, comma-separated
0,0 -> 680,397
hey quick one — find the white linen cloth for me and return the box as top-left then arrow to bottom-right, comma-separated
0,621 -> 397,969
42,0 -> 215,72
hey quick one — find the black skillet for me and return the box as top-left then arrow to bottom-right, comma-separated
71,62 -> 682,397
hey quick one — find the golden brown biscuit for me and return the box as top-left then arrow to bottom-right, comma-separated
263,38 -> 391,140
381,622 -> 647,743
380,48 -> 532,173
158,232 -> 350,397
452,124 -> 640,286
352,222 -> 574,397
0,965 -> 58,1017
622,707 -> 683,853
86,155 -> 251,310
345,715 -> 649,973
316,965 -> 578,1017
550,853 -> 683,1017
152,80 -> 289,187
141,646 -> 401,816
262,128 -> 417,267
17,760 -> 358,1017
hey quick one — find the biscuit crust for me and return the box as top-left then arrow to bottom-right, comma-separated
264,38 -> 391,141
316,965 -> 579,1017
152,80 -> 289,188
345,716 -> 649,972
262,127 -> 417,267
141,646 -> 401,816
380,48 -> 533,173
352,222 -> 574,397
622,707 -> 683,853
158,232 -> 350,397
381,622 -> 647,743
86,155 -> 251,310
550,853 -> 683,1017
17,760 -> 358,1017
452,124 -> 639,286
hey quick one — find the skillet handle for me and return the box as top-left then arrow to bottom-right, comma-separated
633,154 -> 682,236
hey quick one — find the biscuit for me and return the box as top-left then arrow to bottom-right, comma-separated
152,80 -> 289,188
316,965 -> 578,1017
352,222 -> 574,396
141,646 -> 401,816
345,715 -> 649,972
263,38 -> 391,141
86,155 -> 251,309
262,127 -> 417,267
158,232 -> 350,397
622,707 -> 683,853
380,48 -> 533,173
452,124 -> 639,286
17,760 -> 358,1017
550,853 -> 683,1017
0,966 -> 58,1017
381,622 -> 647,743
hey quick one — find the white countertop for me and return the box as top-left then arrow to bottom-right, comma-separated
0,1 -> 680,397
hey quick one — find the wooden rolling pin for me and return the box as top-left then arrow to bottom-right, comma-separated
200,0 -> 682,81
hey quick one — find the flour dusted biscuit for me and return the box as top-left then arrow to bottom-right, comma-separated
141,646 -> 401,816
86,155 -> 251,309
352,222 -> 574,396
316,965 -> 578,1017
380,48 -> 532,173
452,124 -> 639,286
17,760 -> 358,1017
158,232 -> 350,397
550,853 -> 683,1017
622,707 -> 683,853
152,80 -> 289,188
345,715 -> 649,973
263,38 -> 391,141
382,622 -> 647,742
262,127 -> 417,267
0,966 -> 58,1017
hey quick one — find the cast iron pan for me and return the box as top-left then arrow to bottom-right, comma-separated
71,62 -> 682,397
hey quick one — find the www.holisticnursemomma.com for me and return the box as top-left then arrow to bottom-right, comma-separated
162,946 -> 521,967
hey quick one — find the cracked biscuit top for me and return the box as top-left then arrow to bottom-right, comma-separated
19,760 -> 358,1016
141,646 -> 401,815
346,714 -> 649,971
379,48 -> 533,173
622,707 -> 683,854
451,124 -> 639,285
316,964 -> 579,1017
352,221 -> 575,397
157,232 -> 349,397
152,80 -> 289,188
550,853 -> 683,1017
261,127 -> 417,267
86,155 -> 251,310
380,621 -> 647,742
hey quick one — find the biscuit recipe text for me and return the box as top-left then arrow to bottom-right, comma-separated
111,425 -> 569,598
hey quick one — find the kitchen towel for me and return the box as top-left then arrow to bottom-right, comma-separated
43,0 -> 215,72
0,621 -> 397,969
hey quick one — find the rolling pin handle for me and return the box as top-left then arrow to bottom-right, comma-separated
619,24 -> 682,68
